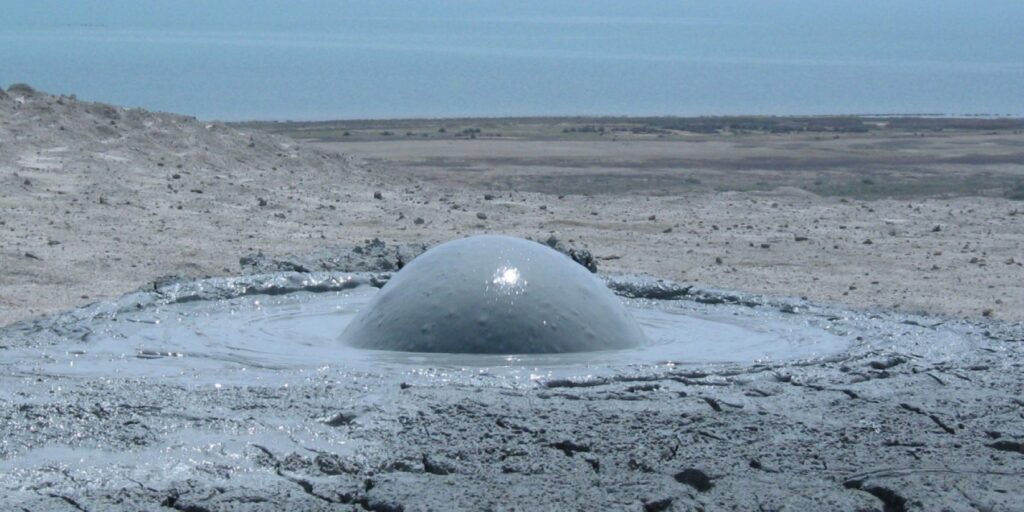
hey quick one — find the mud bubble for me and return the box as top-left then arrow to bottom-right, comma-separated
340,235 -> 646,354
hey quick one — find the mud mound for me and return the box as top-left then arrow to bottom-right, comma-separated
340,235 -> 645,353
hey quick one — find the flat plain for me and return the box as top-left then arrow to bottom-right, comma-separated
248,116 -> 1024,321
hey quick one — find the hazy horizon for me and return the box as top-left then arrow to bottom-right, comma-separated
2,0 -> 1022,120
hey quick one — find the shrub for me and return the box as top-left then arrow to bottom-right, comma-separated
7,83 -> 35,95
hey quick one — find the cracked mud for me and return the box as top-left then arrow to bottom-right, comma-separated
1,268 -> 1022,511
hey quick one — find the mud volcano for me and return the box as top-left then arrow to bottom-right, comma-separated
340,235 -> 646,354
7,241 -> 1018,511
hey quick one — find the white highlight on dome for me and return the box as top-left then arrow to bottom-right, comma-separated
493,266 -> 521,287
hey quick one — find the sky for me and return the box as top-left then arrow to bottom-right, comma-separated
4,0 -> 1022,30
2,1 -> 1021,119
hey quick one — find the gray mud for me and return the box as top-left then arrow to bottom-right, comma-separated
339,235 -> 644,354
1,271 -> 1022,511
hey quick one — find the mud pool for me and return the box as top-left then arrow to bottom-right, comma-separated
1,275 -> 852,390
1,270 -> 1021,511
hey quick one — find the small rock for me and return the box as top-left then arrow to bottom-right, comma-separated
257,197 -> 267,207
760,243 -> 771,249
643,498 -> 673,512
322,412 -> 358,427
483,194 -> 494,200
24,252 -> 42,260
422,454 -> 457,475
673,468 -> 713,492
701,397 -> 722,412
932,225 -> 942,232
373,191 -> 383,200
988,440 -> 1023,453
476,212 -> 487,220
868,356 -> 905,370
648,215 -> 656,221
367,499 -> 405,512
662,227 -> 673,233
794,236 -> 809,242
863,239 -> 873,245
315,453 -> 357,475
413,217 -> 425,225
549,440 -> 590,457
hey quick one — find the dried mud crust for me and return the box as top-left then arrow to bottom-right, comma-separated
1,272 -> 1021,511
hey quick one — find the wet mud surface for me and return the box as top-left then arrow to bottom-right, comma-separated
339,236 -> 647,354
1,270 -> 1022,511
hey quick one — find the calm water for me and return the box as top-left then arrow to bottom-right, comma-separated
1,1 -> 1022,120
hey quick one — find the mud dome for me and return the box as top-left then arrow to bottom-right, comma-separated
341,235 -> 646,354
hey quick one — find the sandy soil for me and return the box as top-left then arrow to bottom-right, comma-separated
2,89 -> 1023,327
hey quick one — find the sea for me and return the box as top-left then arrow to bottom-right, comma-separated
1,0 -> 1022,121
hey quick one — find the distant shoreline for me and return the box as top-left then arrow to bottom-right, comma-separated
233,114 -> 1024,143
236,114 -> 1024,125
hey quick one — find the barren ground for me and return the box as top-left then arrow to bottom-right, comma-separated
307,133 -> 1024,322
2,87 -> 1023,512
3,90 -> 1022,325
2,92 -> 1024,325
